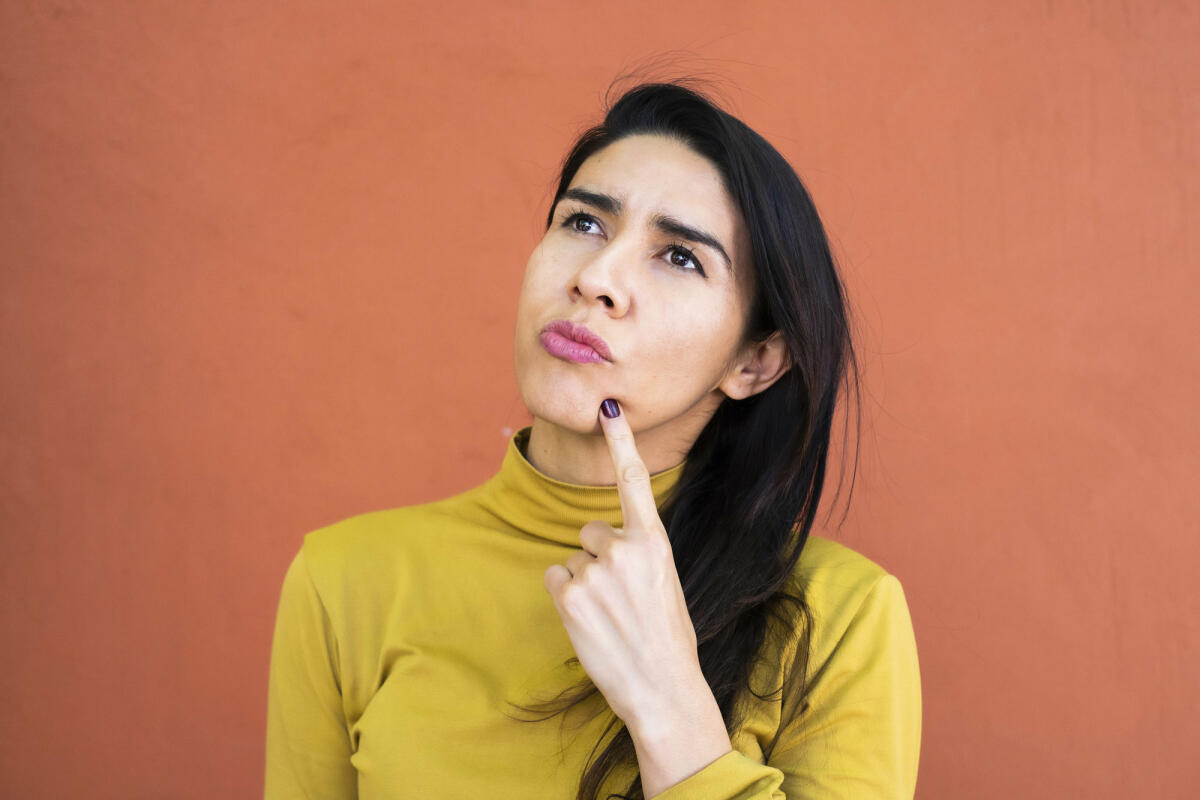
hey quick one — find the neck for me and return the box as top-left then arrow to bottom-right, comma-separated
523,394 -> 722,485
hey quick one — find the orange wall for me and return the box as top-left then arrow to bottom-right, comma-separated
2,2 -> 1196,797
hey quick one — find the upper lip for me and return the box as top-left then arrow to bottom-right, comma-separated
541,319 -> 613,362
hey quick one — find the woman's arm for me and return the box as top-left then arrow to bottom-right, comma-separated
264,546 -> 358,799
635,573 -> 922,800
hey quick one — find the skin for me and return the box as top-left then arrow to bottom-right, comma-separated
512,133 -> 791,485
516,134 -> 793,795
544,404 -> 741,796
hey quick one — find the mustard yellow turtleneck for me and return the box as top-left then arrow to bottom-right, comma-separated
265,427 -> 921,799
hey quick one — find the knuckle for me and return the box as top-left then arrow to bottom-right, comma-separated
559,584 -> 586,615
647,535 -> 673,562
604,537 -> 626,562
620,461 -> 650,484
592,538 -> 613,560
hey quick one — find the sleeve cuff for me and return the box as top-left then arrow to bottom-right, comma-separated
649,749 -> 785,800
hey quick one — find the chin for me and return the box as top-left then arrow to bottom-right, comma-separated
521,389 -> 605,434
516,369 -> 608,435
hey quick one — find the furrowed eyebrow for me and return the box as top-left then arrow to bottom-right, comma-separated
562,187 -> 622,215
559,187 -> 733,274
651,215 -> 733,274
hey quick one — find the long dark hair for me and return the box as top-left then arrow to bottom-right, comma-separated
506,78 -> 862,800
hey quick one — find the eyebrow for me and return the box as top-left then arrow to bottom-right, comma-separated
560,187 -> 734,274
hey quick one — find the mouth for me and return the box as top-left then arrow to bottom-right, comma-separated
539,319 -> 613,364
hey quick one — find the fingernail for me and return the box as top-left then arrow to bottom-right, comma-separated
601,398 -> 620,419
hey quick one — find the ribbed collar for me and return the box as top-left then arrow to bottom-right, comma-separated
477,426 -> 688,547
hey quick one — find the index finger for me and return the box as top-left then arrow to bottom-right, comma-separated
597,398 -> 659,532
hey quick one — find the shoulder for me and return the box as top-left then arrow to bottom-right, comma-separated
781,534 -> 896,618
794,534 -> 891,597
296,485 -> 488,602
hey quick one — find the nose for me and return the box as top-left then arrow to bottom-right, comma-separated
570,237 -> 633,315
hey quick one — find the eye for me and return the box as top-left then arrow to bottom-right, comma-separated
561,211 -> 602,235
666,243 -> 706,276
558,207 -> 707,278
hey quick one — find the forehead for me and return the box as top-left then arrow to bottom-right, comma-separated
569,134 -> 748,264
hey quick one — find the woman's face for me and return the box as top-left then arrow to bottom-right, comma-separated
513,133 -> 757,436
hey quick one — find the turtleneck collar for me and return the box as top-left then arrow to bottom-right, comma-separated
477,426 -> 688,547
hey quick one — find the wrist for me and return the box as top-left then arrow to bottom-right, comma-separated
626,671 -> 733,798
625,667 -> 727,745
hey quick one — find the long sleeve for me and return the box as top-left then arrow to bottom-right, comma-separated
264,546 -> 358,799
649,574 -> 922,800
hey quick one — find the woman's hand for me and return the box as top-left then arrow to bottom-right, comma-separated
542,398 -> 706,731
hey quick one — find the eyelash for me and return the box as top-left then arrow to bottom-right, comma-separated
559,209 -> 707,277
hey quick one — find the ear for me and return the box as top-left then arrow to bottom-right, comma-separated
718,331 -> 792,400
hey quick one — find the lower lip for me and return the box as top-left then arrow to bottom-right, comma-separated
540,331 -> 608,364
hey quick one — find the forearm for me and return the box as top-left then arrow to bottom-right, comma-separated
627,671 -> 733,799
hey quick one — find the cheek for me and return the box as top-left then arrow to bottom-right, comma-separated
644,307 -> 741,378
516,253 -> 564,310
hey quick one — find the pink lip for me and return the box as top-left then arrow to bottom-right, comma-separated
540,320 -> 613,364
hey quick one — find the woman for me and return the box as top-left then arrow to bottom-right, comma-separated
265,80 -> 921,799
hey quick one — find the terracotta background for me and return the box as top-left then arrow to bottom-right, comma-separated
1,1 -> 1196,797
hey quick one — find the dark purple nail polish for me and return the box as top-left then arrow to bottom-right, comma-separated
601,398 -> 620,419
